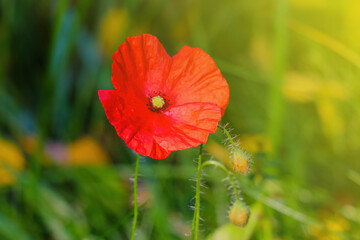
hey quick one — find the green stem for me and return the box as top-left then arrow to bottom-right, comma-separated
218,125 -> 237,149
191,144 -> 203,240
130,153 -> 140,240
201,160 -> 240,201
191,201 -> 196,239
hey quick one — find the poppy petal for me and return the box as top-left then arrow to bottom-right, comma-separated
112,34 -> 172,95
98,89 -> 171,159
166,46 -> 229,116
153,102 -> 222,151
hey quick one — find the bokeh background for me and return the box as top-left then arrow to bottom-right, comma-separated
0,0 -> 359,239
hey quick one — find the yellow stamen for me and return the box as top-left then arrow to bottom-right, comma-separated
151,95 -> 165,109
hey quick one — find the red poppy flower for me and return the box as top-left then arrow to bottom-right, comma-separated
98,34 -> 229,159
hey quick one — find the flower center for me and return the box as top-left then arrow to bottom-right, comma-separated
151,95 -> 165,109
147,92 -> 170,113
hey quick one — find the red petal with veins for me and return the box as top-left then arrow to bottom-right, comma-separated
166,46 -> 229,116
98,90 -> 171,159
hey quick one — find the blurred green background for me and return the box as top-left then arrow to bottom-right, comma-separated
0,0 -> 359,239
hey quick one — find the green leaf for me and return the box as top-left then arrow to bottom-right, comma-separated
0,213 -> 31,240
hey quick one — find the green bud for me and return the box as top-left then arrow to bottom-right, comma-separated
233,148 -> 250,174
229,200 -> 250,227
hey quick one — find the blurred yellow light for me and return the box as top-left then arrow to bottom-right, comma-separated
283,72 -> 349,103
98,8 -> 129,57
316,98 -> 344,141
290,0 -> 327,8
344,1 -> 360,52
251,34 -> 271,73
0,139 -> 25,186
205,140 -> 231,169
67,136 -> 109,166
324,217 -> 349,232
310,211 -> 350,240
283,72 -> 320,102
238,134 -> 271,154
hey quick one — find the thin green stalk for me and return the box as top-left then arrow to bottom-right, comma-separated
130,153 -> 140,240
269,0 -> 287,159
191,202 -> 196,239
201,160 -> 240,200
102,201 -> 148,239
191,144 -> 203,240
218,125 -> 237,149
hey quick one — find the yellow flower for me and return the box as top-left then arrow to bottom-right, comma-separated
0,139 -> 25,186
67,136 -> 109,166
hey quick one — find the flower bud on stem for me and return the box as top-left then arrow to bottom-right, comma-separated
229,200 -> 250,227
201,160 -> 250,228
218,125 -> 252,175
190,125 -> 252,238
233,148 -> 251,174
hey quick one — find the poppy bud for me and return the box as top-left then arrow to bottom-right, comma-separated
232,148 -> 251,174
229,200 -> 250,227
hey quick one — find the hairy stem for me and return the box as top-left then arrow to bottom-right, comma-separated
218,125 -> 237,149
130,153 -> 140,240
191,144 -> 203,240
201,160 -> 240,200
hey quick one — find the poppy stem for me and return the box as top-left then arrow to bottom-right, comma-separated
191,144 -> 203,240
130,153 -> 140,240
201,160 -> 240,201
218,125 -> 237,149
